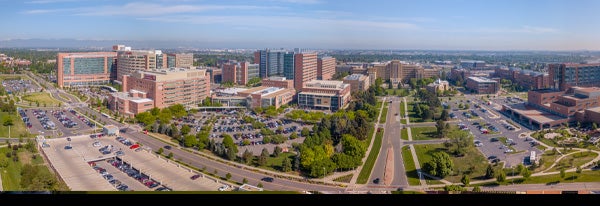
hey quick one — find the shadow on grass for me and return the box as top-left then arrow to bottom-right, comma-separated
546,180 -> 560,185
564,175 -> 579,181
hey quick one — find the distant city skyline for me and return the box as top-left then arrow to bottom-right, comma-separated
1,0 -> 600,50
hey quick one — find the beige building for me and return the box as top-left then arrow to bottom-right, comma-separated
109,68 -> 210,116
426,79 -> 450,94
237,86 -> 296,109
370,60 -> 440,84
343,73 -> 371,93
298,80 -> 351,111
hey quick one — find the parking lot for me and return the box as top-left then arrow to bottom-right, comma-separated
2,78 -> 40,94
183,110 -> 311,156
40,134 -> 225,191
19,108 -> 97,137
447,95 -> 542,168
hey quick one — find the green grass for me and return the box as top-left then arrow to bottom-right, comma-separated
414,144 -> 490,183
407,102 -> 422,123
477,170 -> 600,186
357,128 -> 384,184
332,174 -> 353,183
402,146 -> 420,186
534,150 -> 562,172
0,112 -> 31,138
401,128 -> 408,140
1,147 -> 22,190
424,175 -> 446,185
379,102 -> 388,124
549,151 -> 598,172
22,92 -> 61,106
400,100 -> 406,115
411,126 -> 438,140
401,119 -> 407,124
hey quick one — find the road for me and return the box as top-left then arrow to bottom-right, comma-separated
370,96 -> 409,188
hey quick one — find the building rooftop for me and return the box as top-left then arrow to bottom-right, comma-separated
217,87 -> 248,95
304,80 -> 348,89
343,74 -> 366,81
572,86 -> 600,93
531,88 -> 562,93
461,60 -> 485,63
299,91 -> 337,97
111,92 -> 153,103
468,76 -> 496,83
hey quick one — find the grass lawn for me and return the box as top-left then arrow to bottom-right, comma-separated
258,152 -> 295,172
549,151 -> 598,172
400,101 -> 406,115
401,119 -> 407,124
332,174 -> 353,183
407,102 -> 422,123
357,128 -> 384,184
414,144 -> 490,183
534,150 -> 562,172
22,92 -> 61,106
1,147 -> 23,190
479,170 -> 600,186
379,102 -> 388,124
411,126 -> 438,140
424,175 -> 446,185
401,128 -> 408,140
402,146 -> 420,186
0,112 -> 31,138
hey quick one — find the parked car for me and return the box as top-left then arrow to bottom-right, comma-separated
190,174 -> 200,180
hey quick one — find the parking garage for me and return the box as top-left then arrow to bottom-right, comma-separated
501,103 -> 568,130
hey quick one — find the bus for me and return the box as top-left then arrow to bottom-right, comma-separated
101,113 -> 112,119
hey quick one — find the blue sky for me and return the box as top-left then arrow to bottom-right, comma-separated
1,0 -> 599,50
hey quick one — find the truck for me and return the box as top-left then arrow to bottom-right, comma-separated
530,151 -> 536,163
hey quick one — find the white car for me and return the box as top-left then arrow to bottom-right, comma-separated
218,185 -> 230,191
92,141 -> 102,147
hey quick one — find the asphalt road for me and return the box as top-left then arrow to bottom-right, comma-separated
370,96 -> 408,188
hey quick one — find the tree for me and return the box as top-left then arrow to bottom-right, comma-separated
183,135 -> 197,147
560,168 -> 566,179
258,148 -> 269,166
2,116 -> 13,127
461,175 -> 470,186
472,185 -> 481,192
167,152 -> 173,159
257,183 -> 263,188
496,170 -> 506,182
440,109 -> 449,121
243,178 -> 248,184
485,164 -> 496,179
422,152 -> 454,178
225,173 -> 232,180
515,164 -> 524,176
576,166 -> 582,174
272,146 -> 282,157
157,148 -> 164,155
521,167 -> 532,180
180,125 -> 191,136
242,149 -> 254,164
282,157 -> 292,172
289,132 -> 298,139
301,127 -> 310,137
593,122 -> 598,130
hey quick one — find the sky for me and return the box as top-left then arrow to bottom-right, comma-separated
1,0 -> 599,50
